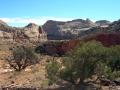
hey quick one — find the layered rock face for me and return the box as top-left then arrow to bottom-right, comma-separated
56,19 -> 120,55
85,34 -> 120,47
21,23 -> 47,42
43,18 -> 111,40
36,19 -> 120,55
36,33 -> 120,55
0,20 -> 47,43
0,20 -> 28,42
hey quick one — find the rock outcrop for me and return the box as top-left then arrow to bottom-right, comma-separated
57,34 -> 120,55
36,19 -> 120,55
0,20 -> 8,26
0,20 -> 28,42
109,19 -> 120,27
42,18 -> 111,40
36,33 -> 120,56
0,20 -> 47,43
95,20 -> 111,27
21,23 -> 47,42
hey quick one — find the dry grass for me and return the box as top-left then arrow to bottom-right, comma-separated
0,43 -> 120,90
0,42 -> 55,89
0,43 -> 45,88
0,62 -> 46,88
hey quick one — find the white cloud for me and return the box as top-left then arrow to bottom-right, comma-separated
0,16 -> 75,25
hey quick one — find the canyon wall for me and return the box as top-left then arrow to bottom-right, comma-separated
36,34 -> 120,55
55,34 -> 120,55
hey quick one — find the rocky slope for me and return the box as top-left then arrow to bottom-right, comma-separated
43,18 -> 111,40
0,20 -> 47,43
78,20 -> 120,40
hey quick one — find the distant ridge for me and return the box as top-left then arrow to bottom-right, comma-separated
0,20 -> 47,43
36,19 -> 120,55
43,18 -> 111,40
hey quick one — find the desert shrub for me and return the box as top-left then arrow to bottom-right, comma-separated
13,71 -> 20,75
9,47 -> 13,51
46,41 -> 120,85
46,41 -> 108,85
31,67 -> 39,73
46,59 -> 50,63
35,50 -> 40,54
46,61 -> 62,85
41,80 -> 49,88
7,46 -> 39,72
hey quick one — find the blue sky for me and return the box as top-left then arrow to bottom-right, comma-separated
0,0 -> 120,27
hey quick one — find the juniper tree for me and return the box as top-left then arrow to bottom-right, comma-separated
46,41 -> 108,84
7,46 -> 39,72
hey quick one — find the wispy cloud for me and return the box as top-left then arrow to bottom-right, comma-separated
0,16 -> 75,25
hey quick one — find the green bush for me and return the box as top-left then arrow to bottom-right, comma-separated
7,46 -> 39,72
45,41 -> 120,85
41,81 -> 49,88
46,59 -> 50,63
9,47 -> 13,51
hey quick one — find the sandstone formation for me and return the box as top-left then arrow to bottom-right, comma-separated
57,34 -> 120,55
36,19 -> 120,55
42,18 -> 111,40
95,20 -> 111,27
36,33 -> 120,56
85,34 -> 120,47
79,20 -> 120,40
0,20 -> 47,43
0,20 -> 28,42
0,20 -> 8,26
109,19 -> 120,27
21,23 -> 47,42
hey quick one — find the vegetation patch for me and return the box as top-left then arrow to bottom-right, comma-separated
45,40 -> 120,86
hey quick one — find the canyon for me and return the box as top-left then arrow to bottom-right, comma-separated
35,19 -> 120,55
0,18 -> 111,43
0,18 -> 120,56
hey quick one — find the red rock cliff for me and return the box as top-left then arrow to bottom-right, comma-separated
54,34 -> 120,55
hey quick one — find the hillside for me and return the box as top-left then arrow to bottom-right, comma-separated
43,18 -> 111,40
36,19 -> 120,55
78,19 -> 120,40
0,19 -> 120,90
0,20 -> 47,43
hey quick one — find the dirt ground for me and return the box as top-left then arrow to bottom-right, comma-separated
0,43 -> 120,90
0,43 -> 48,89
